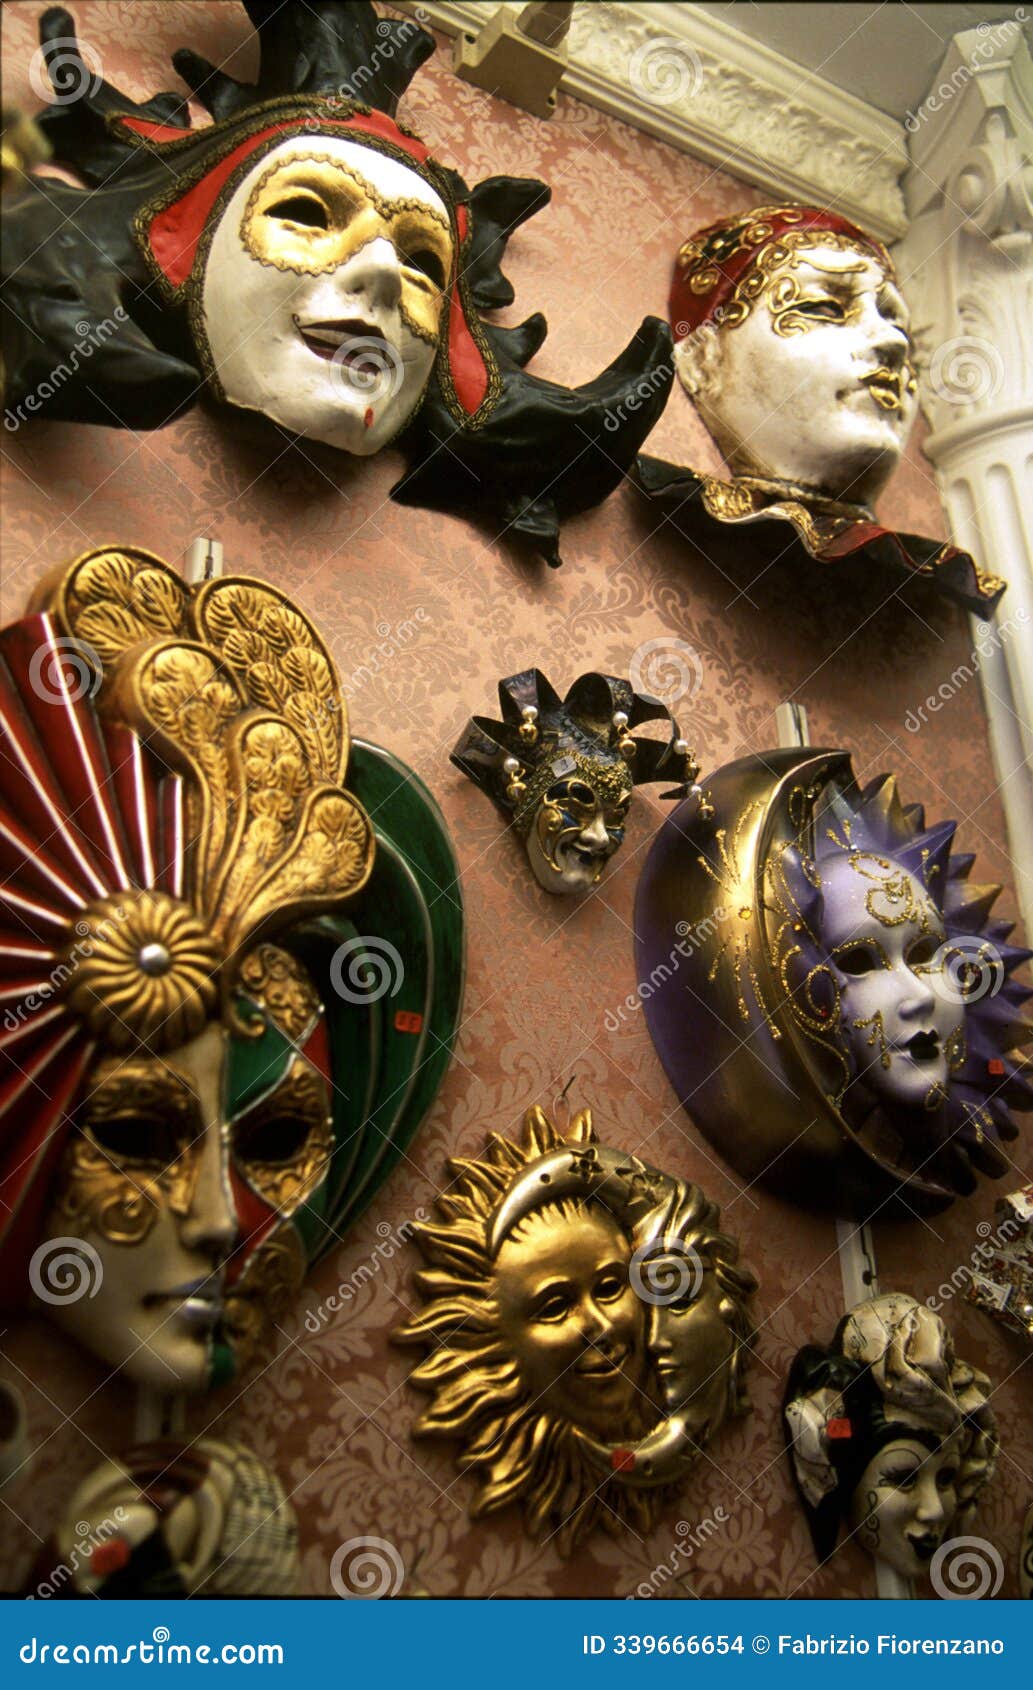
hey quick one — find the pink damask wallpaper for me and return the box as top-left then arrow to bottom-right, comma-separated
1,1 -> 1029,1601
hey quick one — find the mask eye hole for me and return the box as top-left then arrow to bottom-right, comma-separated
265,195 -> 329,229
402,247 -> 446,288
235,1113 -> 313,1165
85,1115 -> 183,1167
907,935 -> 939,968
794,297 -> 846,321
566,781 -> 597,807
836,944 -> 880,977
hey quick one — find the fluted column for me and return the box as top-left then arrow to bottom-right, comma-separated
895,20 -> 1033,936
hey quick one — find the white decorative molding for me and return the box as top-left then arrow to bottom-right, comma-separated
398,1 -> 908,237
895,21 -> 1033,938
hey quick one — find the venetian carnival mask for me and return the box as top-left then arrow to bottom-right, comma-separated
31,1438 -> 298,1597
635,747 -> 1032,1214
201,135 -> 453,456
395,1106 -> 756,1553
451,669 -> 703,897
670,206 -> 918,509
0,547 -> 464,1393
784,1294 -> 998,1581
633,202 -> 1002,616
1,3 -> 673,567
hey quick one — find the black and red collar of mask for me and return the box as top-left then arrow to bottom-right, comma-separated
115,101 -> 498,428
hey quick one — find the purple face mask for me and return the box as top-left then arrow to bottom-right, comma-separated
634,747 -> 1032,1214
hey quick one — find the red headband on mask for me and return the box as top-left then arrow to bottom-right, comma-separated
669,204 -> 892,339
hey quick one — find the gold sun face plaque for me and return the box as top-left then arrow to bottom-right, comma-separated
395,1106 -> 757,1552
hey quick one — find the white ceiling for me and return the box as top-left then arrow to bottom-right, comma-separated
694,3 -> 1026,118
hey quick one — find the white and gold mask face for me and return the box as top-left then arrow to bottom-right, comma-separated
38,953 -> 333,1395
524,775 -> 631,896
200,136 -> 453,455
820,856 -> 963,1112
675,239 -> 918,506
850,1434 -> 964,1578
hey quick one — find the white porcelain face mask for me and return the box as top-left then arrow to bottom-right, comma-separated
850,1434 -> 963,1579
523,776 -> 630,896
200,136 -> 453,456
675,241 -> 918,506
820,856 -> 962,1111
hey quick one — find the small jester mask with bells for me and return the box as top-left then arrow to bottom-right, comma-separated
635,747 -> 1032,1215
784,1294 -> 998,1583
0,547 -> 463,1394
396,1107 -> 756,1553
451,669 -> 703,896
1,3 -> 672,568
633,204 -> 1003,616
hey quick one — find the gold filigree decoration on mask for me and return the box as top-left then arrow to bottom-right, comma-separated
677,217 -> 897,337
840,851 -> 936,933
533,779 -> 630,885
53,1060 -> 200,1245
38,550 -> 375,1041
42,546 -> 190,683
223,1223 -> 306,1371
945,1022 -> 966,1074
511,749 -> 633,838
237,945 -> 321,1042
194,581 -> 345,783
695,802 -> 783,1038
66,890 -> 221,1054
239,151 -> 452,343
233,1060 -> 333,1214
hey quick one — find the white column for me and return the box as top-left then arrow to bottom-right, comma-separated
894,20 -> 1033,937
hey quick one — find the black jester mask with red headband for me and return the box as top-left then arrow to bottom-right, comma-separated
2,1 -> 673,565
